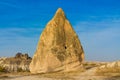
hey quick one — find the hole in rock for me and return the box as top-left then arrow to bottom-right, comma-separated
65,46 -> 67,49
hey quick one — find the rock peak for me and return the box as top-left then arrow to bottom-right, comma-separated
56,8 -> 64,13
53,8 -> 66,19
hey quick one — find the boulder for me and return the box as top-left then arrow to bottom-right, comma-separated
30,8 -> 84,73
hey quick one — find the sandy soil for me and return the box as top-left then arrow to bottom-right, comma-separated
0,67 -> 120,80
1,75 -> 120,80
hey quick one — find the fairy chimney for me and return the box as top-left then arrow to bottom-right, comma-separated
30,8 -> 84,73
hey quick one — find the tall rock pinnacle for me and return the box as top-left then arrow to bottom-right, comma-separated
29,8 -> 84,73
53,8 -> 66,19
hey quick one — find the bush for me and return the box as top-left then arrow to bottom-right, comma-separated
17,68 -> 23,72
0,66 -> 6,72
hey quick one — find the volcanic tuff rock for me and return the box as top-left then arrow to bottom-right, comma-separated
98,61 -> 120,69
0,53 -> 32,72
30,8 -> 84,73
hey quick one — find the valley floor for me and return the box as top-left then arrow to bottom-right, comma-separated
1,61 -> 120,80
0,67 -> 120,80
1,75 -> 120,80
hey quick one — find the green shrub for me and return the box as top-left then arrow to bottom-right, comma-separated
0,66 -> 6,72
17,68 -> 30,72
17,68 -> 23,72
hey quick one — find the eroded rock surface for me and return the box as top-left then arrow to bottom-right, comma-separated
30,8 -> 84,73
98,61 -> 120,69
0,53 -> 31,72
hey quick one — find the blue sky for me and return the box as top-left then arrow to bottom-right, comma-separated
0,0 -> 120,61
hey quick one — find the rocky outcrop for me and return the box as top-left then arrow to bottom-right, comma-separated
0,53 -> 32,72
96,61 -> 120,75
30,8 -> 84,73
98,61 -> 120,69
15,52 -> 31,60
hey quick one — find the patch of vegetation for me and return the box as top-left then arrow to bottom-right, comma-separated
17,68 -> 24,72
17,68 -> 30,72
0,66 -> 6,72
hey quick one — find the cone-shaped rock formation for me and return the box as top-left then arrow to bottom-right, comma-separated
29,8 -> 84,73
